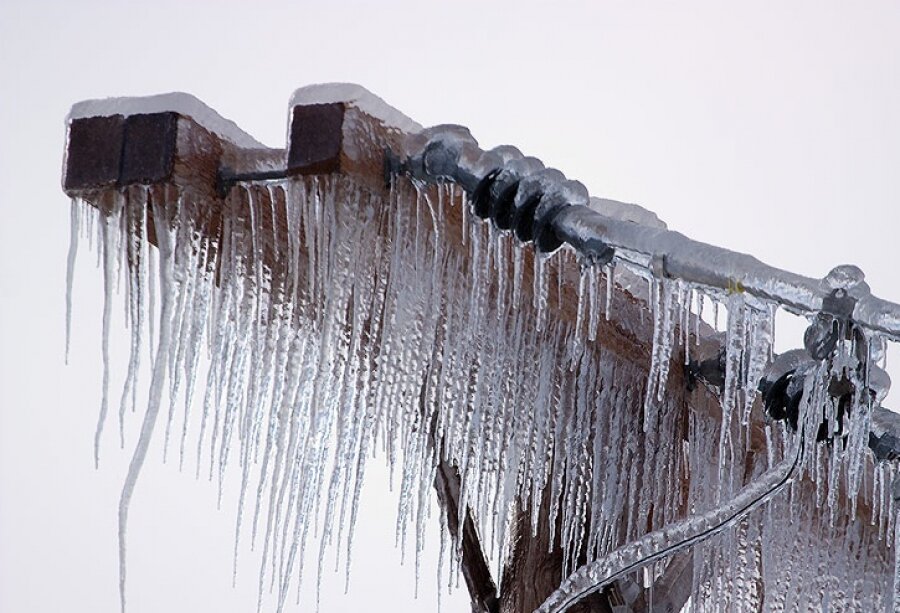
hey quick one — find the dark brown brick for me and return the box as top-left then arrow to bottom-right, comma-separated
64,115 -> 125,190
120,112 -> 178,185
287,103 -> 345,175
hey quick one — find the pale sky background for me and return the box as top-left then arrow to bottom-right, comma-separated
2,1 -> 900,612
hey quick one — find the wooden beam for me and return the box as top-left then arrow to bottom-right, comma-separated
434,459 -> 500,613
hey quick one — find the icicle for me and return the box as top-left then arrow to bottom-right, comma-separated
118,187 -> 177,613
570,264 -> 589,364
741,305 -> 773,426
655,281 -> 677,403
604,262 -> 614,320
717,293 -> 746,502
162,196 -> 196,462
643,279 -> 676,433
95,192 -> 122,468
534,252 -> 549,331
65,198 -> 81,363
118,188 -> 148,448
178,238 -> 213,469
436,502 -> 448,613
460,186 -> 468,246
683,287 -> 692,366
587,265 -> 600,342
495,230 -> 507,316
147,244 -> 157,369
893,509 -> 900,612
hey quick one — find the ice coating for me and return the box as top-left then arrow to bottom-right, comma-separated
588,197 -> 666,230
289,83 -> 423,135
68,92 -> 266,149
67,174 -> 900,612
553,205 -> 822,310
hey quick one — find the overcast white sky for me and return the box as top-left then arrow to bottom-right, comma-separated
2,1 -> 900,612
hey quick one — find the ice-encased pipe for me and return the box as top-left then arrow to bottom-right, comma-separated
490,158 -> 545,228
404,125 -> 900,339
404,129 -> 616,262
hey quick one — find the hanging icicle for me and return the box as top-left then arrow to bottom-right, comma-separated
66,170 -> 900,613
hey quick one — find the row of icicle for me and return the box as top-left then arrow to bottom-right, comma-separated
67,176 -> 899,612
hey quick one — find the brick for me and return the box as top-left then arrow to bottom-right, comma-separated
64,115 -> 125,190
120,112 -> 178,185
287,103 -> 345,175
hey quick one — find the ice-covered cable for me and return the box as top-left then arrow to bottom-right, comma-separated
535,419 -> 808,613
405,128 -> 900,340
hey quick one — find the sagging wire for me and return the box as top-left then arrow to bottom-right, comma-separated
535,405 -> 811,613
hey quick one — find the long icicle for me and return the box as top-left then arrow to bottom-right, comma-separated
95,192 -> 121,468
117,187 -> 177,613
65,197 -> 81,363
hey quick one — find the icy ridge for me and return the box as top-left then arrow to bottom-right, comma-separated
289,83 -> 423,134
68,92 -> 266,149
